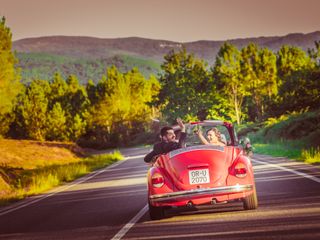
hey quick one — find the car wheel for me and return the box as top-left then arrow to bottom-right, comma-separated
243,187 -> 258,210
148,201 -> 165,220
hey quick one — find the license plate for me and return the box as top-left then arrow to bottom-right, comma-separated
189,169 -> 210,185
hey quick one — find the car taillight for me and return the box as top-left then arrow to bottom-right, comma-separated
235,163 -> 247,178
151,173 -> 164,188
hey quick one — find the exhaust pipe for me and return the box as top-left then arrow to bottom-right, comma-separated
186,201 -> 193,208
211,198 -> 227,205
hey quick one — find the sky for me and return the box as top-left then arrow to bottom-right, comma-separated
1,0 -> 320,42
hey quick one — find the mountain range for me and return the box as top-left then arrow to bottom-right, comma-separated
13,31 -> 320,84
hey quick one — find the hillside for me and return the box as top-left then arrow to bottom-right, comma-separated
13,31 -> 320,84
13,32 -> 320,60
16,52 -> 161,84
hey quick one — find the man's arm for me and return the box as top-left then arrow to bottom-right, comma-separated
144,150 -> 157,163
144,142 -> 163,163
177,118 -> 185,133
177,118 -> 186,147
178,131 -> 187,148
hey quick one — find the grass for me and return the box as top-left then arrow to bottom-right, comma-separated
253,143 -> 302,160
0,139 -> 123,206
301,147 -> 320,164
0,139 -> 83,169
253,142 -> 320,165
0,152 -> 123,205
244,110 -> 320,164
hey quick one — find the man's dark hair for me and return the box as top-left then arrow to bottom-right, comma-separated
160,126 -> 173,137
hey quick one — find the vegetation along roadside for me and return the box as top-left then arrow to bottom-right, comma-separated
238,110 -> 320,164
0,139 -> 123,206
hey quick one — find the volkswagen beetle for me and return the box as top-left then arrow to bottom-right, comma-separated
147,120 -> 258,220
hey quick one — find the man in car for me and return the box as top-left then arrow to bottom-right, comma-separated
144,118 -> 186,163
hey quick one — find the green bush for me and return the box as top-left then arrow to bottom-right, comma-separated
243,110 -> 320,163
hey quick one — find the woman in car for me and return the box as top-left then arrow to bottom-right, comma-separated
196,127 -> 226,146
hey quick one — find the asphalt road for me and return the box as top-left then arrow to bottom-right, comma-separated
0,147 -> 320,240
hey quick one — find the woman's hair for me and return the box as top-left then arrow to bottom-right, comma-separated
206,127 -> 223,142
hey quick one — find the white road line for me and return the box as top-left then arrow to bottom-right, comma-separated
252,158 -> 320,184
124,155 -> 147,160
0,155 -> 137,216
111,204 -> 148,240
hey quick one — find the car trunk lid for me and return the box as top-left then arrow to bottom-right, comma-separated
166,145 -> 233,191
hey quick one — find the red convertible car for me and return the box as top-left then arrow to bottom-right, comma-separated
147,120 -> 258,220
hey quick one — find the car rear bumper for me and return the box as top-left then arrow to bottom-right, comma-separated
149,184 -> 253,203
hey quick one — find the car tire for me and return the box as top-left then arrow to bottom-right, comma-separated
148,201 -> 165,220
243,187 -> 258,210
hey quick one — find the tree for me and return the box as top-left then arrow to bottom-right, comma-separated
240,43 -> 278,122
257,48 -> 278,99
308,41 -> 320,66
19,80 -> 51,141
86,66 -> 160,147
155,48 -> 215,123
276,45 -> 315,114
0,17 -> 22,135
213,42 -> 246,124
49,72 -> 68,108
69,114 -> 86,141
277,45 -> 313,78
64,75 -> 89,140
126,68 -> 159,123
252,47 -> 278,120
46,102 -> 68,141
86,79 -> 98,105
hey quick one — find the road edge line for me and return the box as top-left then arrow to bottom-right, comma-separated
111,204 -> 148,240
252,158 -> 320,184
0,156 -> 130,216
